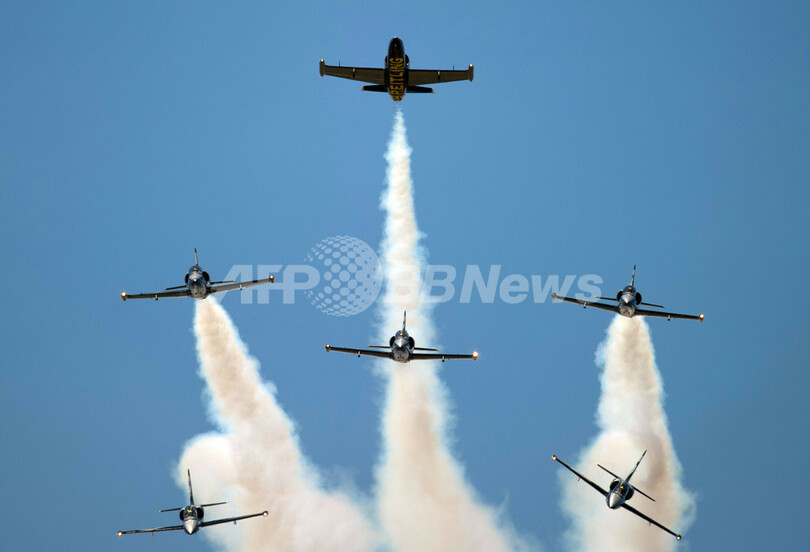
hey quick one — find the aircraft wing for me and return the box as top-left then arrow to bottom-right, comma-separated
117,524 -> 184,536
409,352 -> 478,361
200,510 -> 268,528
319,60 -> 386,84
552,455 -> 609,497
634,308 -> 704,322
121,289 -> 191,301
550,294 -> 618,314
408,66 -> 474,85
208,276 -> 275,295
325,345 -> 392,359
620,502 -> 682,540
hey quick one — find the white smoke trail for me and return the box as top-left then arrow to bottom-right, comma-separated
177,299 -> 378,552
560,315 -> 695,551
374,109 -> 531,552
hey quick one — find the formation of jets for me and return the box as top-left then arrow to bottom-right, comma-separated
552,266 -> 705,322
117,470 -> 268,537
552,452 -> 682,540
117,38 -> 704,543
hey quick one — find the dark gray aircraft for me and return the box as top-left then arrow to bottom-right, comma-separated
319,37 -> 473,102
551,266 -> 704,321
117,470 -> 268,537
552,452 -> 682,540
121,249 -> 274,301
325,311 -> 478,363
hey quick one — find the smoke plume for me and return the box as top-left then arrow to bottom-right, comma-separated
560,315 -> 695,551
374,109 -> 530,552
177,299 -> 378,552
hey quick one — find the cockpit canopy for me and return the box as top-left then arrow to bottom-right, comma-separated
180,506 -> 204,521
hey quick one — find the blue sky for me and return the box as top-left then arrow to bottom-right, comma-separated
2,1 -> 809,550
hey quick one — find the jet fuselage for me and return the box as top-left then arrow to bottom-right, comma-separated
385,37 -> 408,101
390,329 -> 416,362
617,285 -> 639,317
186,264 -> 211,300
607,478 -> 634,509
181,506 -> 202,534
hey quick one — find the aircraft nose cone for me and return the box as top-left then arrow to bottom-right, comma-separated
389,37 -> 404,56
183,519 -> 199,535
608,493 -> 621,509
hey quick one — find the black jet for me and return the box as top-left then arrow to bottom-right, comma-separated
121,249 -> 273,301
319,37 -> 473,102
551,266 -> 704,322
552,452 -> 682,541
325,311 -> 478,363
117,469 -> 268,537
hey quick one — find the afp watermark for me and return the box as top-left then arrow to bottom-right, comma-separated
218,235 -> 602,316
421,265 -> 602,305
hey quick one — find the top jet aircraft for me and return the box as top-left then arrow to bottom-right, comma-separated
325,311 -> 478,363
117,469 -> 268,536
552,452 -> 682,540
551,266 -> 704,321
121,249 -> 274,301
319,37 -> 473,101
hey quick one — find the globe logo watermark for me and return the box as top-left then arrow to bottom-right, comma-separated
217,236 -> 602,314
303,236 -> 383,317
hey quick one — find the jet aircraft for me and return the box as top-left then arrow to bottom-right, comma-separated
117,469 -> 268,536
552,452 -> 682,540
325,311 -> 478,363
121,249 -> 274,301
319,37 -> 473,101
550,266 -> 704,321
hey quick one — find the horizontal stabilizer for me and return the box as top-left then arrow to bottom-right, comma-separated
413,347 -> 439,351
362,85 -> 388,93
633,486 -> 656,502
597,463 -> 621,480
405,85 -> 434,94
164,285 -> 187,291
596,296 -> 619,302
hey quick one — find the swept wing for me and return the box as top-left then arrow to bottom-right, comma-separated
324,345 -> 392,359
621,502 -> 682,540
552,455 -> 609,497
207,276 -> 274,295
634,307 -> 704,321
550,293 -> 618,314
408,66 -> 473,85
319,61 -> 386,84
201,511 -> 269,528
117,525 -> 184,536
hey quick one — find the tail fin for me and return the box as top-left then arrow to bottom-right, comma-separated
402,311 -> 407,331
187,469 -> 195,505
626,450 -> 646,483
630,265 -> 636,287
362,85 -> 388,93
194,248 -> 199,266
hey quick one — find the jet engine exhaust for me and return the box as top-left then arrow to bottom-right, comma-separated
373,108 -> 530,552
177,299 -> 378,552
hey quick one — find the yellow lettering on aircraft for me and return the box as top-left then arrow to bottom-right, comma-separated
388,57 -> 406,100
